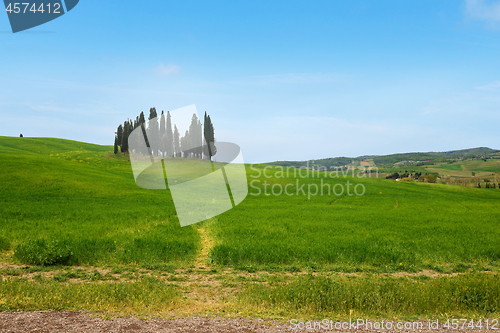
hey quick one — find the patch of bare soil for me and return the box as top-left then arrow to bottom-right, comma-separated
0,311 -> 292,332
0,312 -> 498,333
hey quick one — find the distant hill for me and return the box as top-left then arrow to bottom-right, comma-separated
267,147 -> 500,169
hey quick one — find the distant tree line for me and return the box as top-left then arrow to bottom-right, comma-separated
386,171 -> 431,182
386,171 -> 500,188
477,178 -> 499,189
114,108 -> 216,160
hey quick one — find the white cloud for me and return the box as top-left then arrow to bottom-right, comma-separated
465,0 -> 500,23
155,63 -> 180,77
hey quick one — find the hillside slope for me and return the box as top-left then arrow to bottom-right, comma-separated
269,147 -> 500,169
0,136 -> 199,266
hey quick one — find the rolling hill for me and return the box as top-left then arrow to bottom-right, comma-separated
268,147 -> 500,169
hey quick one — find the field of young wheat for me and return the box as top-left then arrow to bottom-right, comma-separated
1,136 -> 499,318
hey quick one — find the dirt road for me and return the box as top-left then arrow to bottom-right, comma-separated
0,311 -> 498,333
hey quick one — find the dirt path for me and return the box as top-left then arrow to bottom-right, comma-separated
195,221 -> 215,267
0,311 -> 289,332
1,311 -> 498,333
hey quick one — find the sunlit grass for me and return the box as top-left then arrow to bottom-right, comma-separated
0,136 -> 199,267
210,164 -> 500,270
0,276 -> 179,315
241,273 -> 500,318
1,136 -> 499,318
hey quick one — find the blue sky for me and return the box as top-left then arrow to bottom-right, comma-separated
1,0 -> 500,163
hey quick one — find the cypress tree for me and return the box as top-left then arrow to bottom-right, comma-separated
139,111 -> 145,125
196,117 -> 203,158
174,125 -> 180,157
188,113 -> 202,159
204,112 -> 210,159
114,136 -> 118,154
203,112 -> 216,160
181,130 -> 189,158
116,124 -> 123,147
166,111 -> 173,157
160,111 -> 166,157
148,107 -> 159,156
121,122 -> 129,153
139,111 -> 150,150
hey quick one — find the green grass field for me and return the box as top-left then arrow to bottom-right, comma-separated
211,165 -> 500,272
1,136 -> 499,318
0,136 -> 199,266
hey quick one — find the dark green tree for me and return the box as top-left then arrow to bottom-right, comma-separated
203,111 -> 217,160
147,107 -> 159,156
121,121 -> 129,153
148,107 -> 158,120
116,124 -> 123,147
138,112 -> 147,151
114,136 -> 118,154
159,111 -> 166,157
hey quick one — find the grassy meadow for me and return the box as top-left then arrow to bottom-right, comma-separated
1,136 -> 499,318
0,136 -> 198,266
212,166 -> 500,271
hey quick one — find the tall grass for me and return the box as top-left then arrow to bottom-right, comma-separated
1,137 -> 500,318
0,276 -> 179,314
0,236 -> 10,251
242,273 -> 500,317
211,165 -> 500,269
0,136 -> 199,266
2,137 -> 500,271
